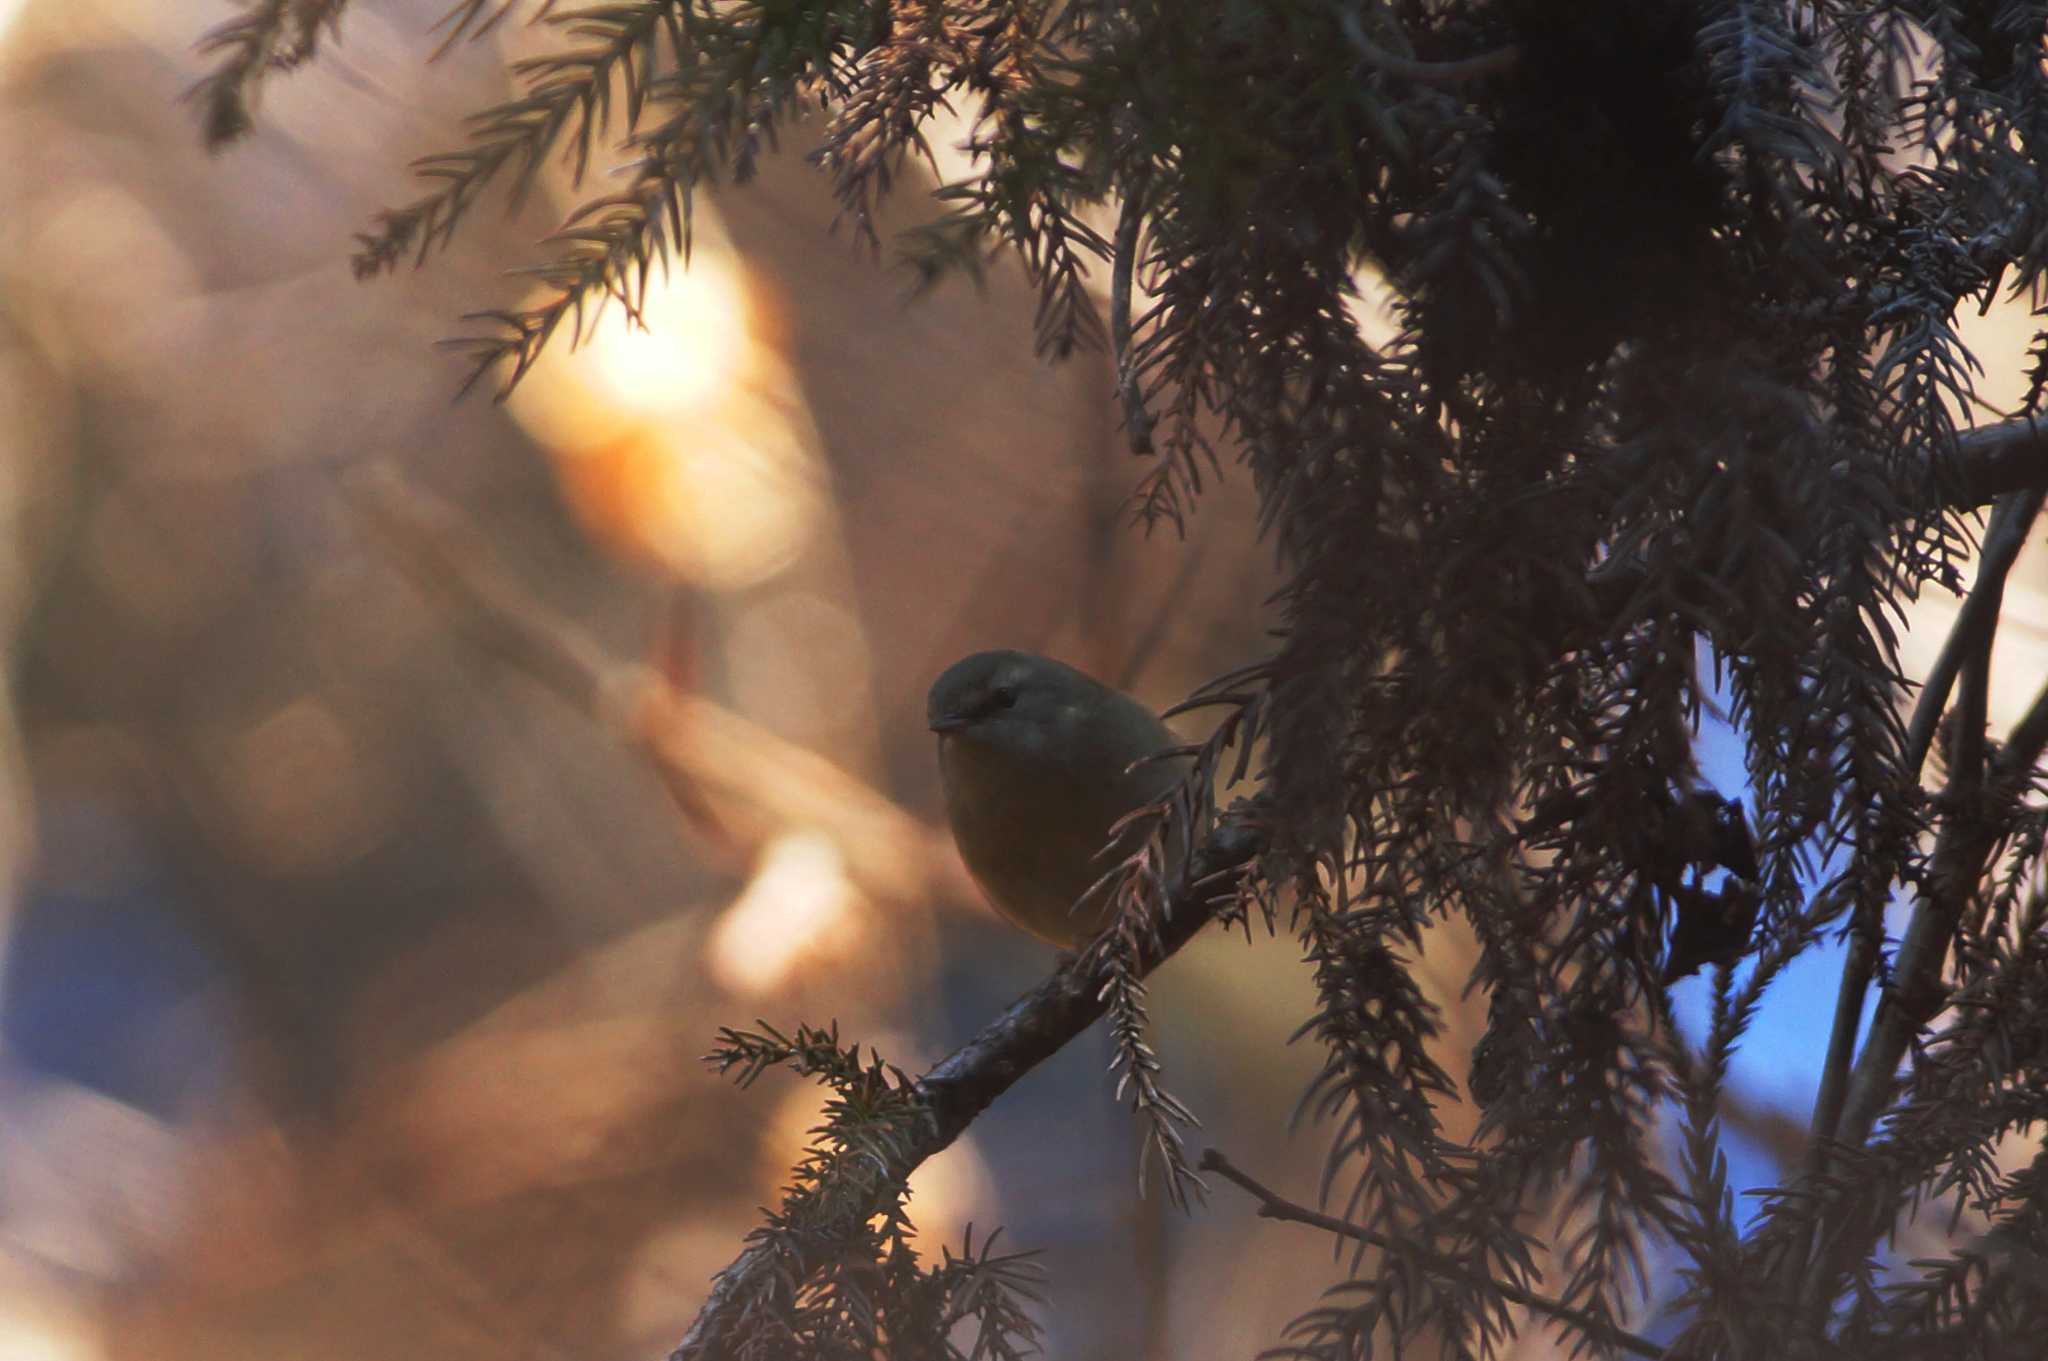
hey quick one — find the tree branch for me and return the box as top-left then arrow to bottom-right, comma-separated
1900,487 -> 2047,783
1583,416 -> 2048,626
1199,1149 -> 1666,1361
1946,417 -> 2048,506
669,815 -> 1265,1361
1807,486 -> 2047,1165
1995,675 -> 2048,788
1833,489 -> 2048,1154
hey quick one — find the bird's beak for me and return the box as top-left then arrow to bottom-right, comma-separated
928,714 -> 969,734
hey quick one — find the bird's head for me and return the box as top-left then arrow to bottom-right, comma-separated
926,649 -> 1092,754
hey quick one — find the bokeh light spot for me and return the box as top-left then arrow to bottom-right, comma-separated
706,831 -> 862,996
508,256 -> 827,590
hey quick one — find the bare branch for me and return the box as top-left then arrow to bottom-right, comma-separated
1110,183 -> 1155,455
1807,486 -> 2048,1167
1586,417 -> 2048,628
1200,1149 -> 1665,1361
1832,487 -> 2048,1160
1949,417 -> 2048,507
1901,487 -> 2048,783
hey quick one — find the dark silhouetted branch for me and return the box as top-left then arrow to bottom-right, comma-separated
1950,417 -> 2048,508
1834,488 -> 2048,1154
1809,486 -> 2048,1163
1586,418 -> 2048,627
1200,1149 -> 1665,1361
668,814 -> 1263,1360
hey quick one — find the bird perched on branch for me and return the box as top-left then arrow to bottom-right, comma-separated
928,650 -> 1188,947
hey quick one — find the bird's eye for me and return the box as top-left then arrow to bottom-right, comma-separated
990,686 -> 1017,710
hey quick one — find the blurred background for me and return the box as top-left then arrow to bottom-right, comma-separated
0,4 -> 2044,1360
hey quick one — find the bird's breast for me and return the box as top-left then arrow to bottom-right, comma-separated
938,734 -> 1139,946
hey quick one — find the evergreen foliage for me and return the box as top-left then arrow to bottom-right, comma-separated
196,1 -> 2048,1356
701,1023 -> 1047,1359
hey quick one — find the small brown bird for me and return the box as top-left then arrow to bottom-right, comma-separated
928,650 -> 1186,947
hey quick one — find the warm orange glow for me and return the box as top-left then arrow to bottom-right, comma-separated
903,1132 -> 998,1253
574,264 -> 752,416
0,1313 -> 95,1361
0,1 -> 33,52
508,255 -> 827,590
706,831 -> 864,995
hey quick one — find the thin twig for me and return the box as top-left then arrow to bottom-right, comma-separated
1110,180 -> 1155,455
1199,1149 -> 1666,1361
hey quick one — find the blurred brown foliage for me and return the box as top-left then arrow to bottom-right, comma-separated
0,4 -> 1399,1359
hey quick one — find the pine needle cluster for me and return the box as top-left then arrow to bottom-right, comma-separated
691,1023 -> 1046,1360
197,2 -> 2048,1357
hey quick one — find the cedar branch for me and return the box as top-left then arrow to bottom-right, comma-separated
670,814 -> 1264,1360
